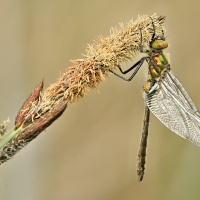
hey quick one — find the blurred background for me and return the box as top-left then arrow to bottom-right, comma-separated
0,0 -> 200,199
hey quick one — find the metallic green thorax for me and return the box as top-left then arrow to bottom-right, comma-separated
149,39 -> 169,79
143,39 -> 169,93
149,53 -> 169,79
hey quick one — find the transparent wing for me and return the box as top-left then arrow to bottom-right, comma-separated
144,71 -> 200,146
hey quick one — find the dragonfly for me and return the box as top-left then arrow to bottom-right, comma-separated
109,17 -> 200,181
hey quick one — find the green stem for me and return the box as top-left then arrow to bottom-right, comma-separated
0,126 -> 23,149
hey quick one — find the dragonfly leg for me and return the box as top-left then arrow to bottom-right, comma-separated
149,17 -> 156,43
139,27 -> 149,53
109,57 -> 149,82
149,17 -> 165,43
137,105 -> 150,181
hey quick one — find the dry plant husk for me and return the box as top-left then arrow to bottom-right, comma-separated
0,14 -> 165,165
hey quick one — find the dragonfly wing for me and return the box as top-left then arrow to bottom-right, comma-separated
144,71 -> 200,146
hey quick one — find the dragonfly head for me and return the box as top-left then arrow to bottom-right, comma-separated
150,36 -> 168,50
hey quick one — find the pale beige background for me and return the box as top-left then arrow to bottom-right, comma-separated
0,0 -> 200,200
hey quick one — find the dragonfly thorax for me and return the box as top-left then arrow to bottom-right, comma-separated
149,52 -> 169,79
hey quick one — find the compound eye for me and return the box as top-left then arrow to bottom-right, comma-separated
151,40 -> 168,50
